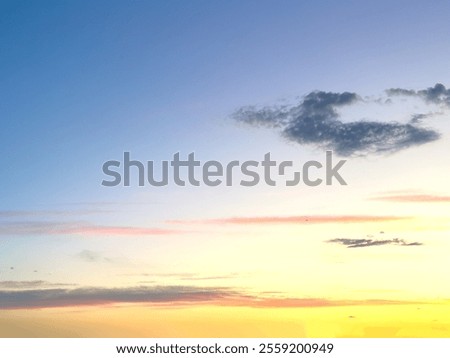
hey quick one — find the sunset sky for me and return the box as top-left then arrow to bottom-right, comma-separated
1,0 -> 450,337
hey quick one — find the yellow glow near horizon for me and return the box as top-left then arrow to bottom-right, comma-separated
1,303 -> 449,338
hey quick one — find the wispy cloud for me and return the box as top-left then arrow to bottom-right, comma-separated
170,215 -> 410,225
0,209 -> 110,218
179,274 -> 240,281
0,281 -> 75,289
233,84 -> 447,156
371,194 -> 450,203
67,225 -> 179,236
0,285 -> 420,310
327,238 -> 423,248
122,272 -> 241,281
0,221 -> 181,237
226,298 -> 418,308
76,250 -> 104,262
75,250 -> 120,263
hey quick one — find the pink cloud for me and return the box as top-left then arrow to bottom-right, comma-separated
0,222 -> 181,237
60,225 -> 179,236
371,194 -> 450,202
169,215 -> 410,225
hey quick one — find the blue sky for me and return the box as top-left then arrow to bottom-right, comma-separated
2,0 -> 450,209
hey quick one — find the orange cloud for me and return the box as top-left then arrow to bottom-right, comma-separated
224,297 -> 419,308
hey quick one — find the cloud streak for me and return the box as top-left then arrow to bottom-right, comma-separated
0,281 -> 75,289
123,272 -> 241,282
233,85 -> 446,156
0,286 -> 229,309
328,238 -> 423,248
0,285 -> 419,310
0,221 -> 181,237
0,209 -> 110,218
75,250 -> 121,263
170,215 -> 410,225
371,194 -> 450,203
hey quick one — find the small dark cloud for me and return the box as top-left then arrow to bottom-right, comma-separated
76,250 -> 102,262
386,88 -> 417,97
328,238 -> 423,248
233,88 -> 441,156
410,113 -> 431,124
75,250 -> 126,264
387,83 -> 450,106
233,104 -> 292,128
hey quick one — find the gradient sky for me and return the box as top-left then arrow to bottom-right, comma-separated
1,0 -> 450,337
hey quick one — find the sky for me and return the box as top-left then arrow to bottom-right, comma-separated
0,0 -> 450,337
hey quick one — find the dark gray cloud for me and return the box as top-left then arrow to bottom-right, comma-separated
410,113 -> 431,123
0,285 -> 417,309
328,238 -> 423,248
0,286 -> 235,309
387,83 -> 450,106
233,86 -> 444,156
